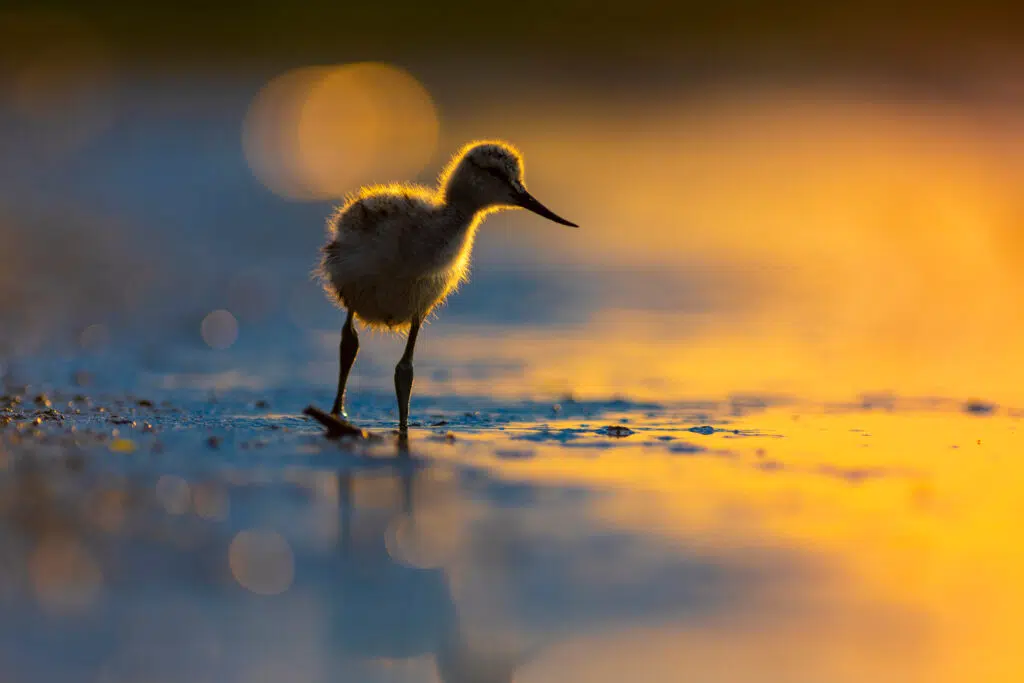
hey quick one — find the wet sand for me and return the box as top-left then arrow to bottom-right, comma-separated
1,386 -> 1019,682
2,59 -> 1023,681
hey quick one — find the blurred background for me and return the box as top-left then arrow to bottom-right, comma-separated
4,4 -> 1024,683
2,0 -> 1023,402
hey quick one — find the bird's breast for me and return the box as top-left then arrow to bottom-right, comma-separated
405,216 -> 478,280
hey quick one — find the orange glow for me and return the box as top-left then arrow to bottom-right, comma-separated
155,475 -> 191,515
385,506 -> 462,570
192,482 -> 229,521
243,62 -> 439,200
87,487 -> 127,533
28,535 -> 102,614
228,529 -> 294,595
294,89 -> 1024,405
433,406 -> 1024,683
200,309 -> 239,350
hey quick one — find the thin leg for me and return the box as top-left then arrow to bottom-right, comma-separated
394,317 -> 421,432
398,466 -> 414,516
338,471 -> 353,555
330,310 -> 358,417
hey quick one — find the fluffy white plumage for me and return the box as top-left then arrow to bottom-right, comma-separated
317,140 -> 576,329
315,139 -> 576,428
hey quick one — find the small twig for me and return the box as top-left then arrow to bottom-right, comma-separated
303,405 -> 368,439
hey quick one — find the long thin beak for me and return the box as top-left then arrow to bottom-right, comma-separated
515,190 -> 578,227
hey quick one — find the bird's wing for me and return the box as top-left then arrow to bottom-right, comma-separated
329,185 -> 436,238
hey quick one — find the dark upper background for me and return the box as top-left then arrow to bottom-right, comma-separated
11,0 -> 1024,75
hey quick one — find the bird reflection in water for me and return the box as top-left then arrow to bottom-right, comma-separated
331,462 -> 533,683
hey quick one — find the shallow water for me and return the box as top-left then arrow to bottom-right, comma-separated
1,389 -> 1021,682
2,61 -> 1024,681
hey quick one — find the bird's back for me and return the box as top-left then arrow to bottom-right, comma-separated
329,184 -> 436,236
317,181 -> 482,327
324,184 -> 446,273
323,181 -> 480,275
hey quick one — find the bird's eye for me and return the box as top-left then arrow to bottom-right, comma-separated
483,166 -> 509,183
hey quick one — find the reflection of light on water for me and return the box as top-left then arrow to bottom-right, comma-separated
87,487 -> 127,533
455,406 -> 1024,683
243,62 -> 439,200
229,529 -> 294,595
192,482 -> 229,521
155,475 -> 191,515
29,535 -> 102,614
283,470 -> 340,550
385,510 -> 461,569
200,309 -> 239,350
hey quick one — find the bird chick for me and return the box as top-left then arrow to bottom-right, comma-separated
317,140 -> 577,431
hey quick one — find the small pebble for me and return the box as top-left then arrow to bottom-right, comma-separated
964,400 -> 996,416
598,425 -> 634,437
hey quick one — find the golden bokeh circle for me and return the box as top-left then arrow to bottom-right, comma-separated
200,309 -> 239,350
29,535 -> 102,614
243,62 -> 440,200
228,529 -> 294,596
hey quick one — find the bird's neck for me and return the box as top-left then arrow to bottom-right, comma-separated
440,178 -> 504,219
440,200 -> 486,229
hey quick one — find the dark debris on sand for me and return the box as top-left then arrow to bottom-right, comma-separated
303,405 -> 375,440
597,425 -> 635,437
964,399 -> 997,416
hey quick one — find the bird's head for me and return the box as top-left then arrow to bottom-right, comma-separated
441,141 -> 578,227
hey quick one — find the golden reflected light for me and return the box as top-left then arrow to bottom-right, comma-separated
384,510 -> 460,569
243,62 -> 439,200
87,487 -> 127,533
228,529 -> 294,595
155,475 -> 191,516
200,309 -> 239,350
192,482 -> 229,521
29,535 -> 102,614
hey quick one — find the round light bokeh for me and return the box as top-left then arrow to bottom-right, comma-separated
29,535 -> 103,614
200,309 -> 239,350
155,475 -> 191,516
228,529 -> 294,596
243,62 -> 440,200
